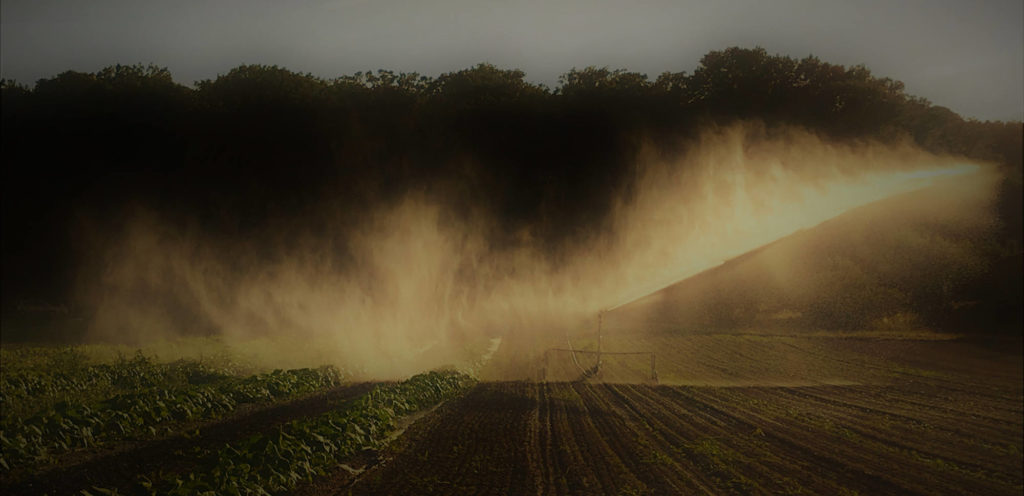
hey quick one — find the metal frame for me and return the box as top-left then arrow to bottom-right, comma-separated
543,348 -> 658,383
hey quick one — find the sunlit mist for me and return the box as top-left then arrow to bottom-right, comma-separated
79,123 -> 995,378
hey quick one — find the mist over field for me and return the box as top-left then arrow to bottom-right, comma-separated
66,124 -> 984,376
2,48 -> 1022,377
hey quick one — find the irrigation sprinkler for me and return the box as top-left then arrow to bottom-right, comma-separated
544,349 -> 658,383
548,268 -> 695,384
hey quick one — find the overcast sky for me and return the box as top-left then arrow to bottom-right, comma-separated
2,0 -> 1021,121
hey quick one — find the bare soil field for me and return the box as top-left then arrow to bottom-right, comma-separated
343,335 -> 1022,495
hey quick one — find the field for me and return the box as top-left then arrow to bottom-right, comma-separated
354,333 -> 1023,496
0,344 -> 474,495
0,333 -> 1020,495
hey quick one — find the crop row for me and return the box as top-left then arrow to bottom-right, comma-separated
1,352 -> 249,421
141,370 -> 475,496
0,366 -> 344,473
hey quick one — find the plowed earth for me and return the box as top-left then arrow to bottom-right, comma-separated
344,337 -> 1022,496
347,379 -> 1021,496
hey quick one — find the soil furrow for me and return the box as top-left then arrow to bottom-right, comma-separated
744,387 -> 1022,485
586,384 -> 713,494
625,384 -> 877,495
348,383 -> 537,496
682,386 -> 1018,495
612,384 -> 808,495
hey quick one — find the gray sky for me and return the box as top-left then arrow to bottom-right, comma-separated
2,0 -> 1022,121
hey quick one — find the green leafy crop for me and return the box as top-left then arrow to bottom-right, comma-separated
0,366 -> 343,473
154,370 -> 474,495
